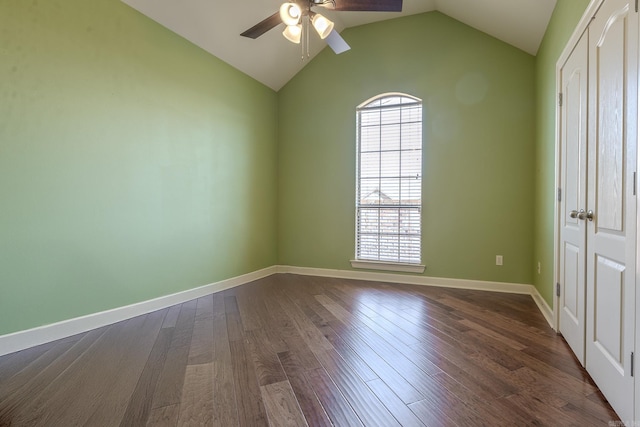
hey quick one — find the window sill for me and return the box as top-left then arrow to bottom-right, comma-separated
350,259 -> 426,274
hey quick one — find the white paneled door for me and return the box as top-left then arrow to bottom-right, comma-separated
558,0 -> 638,421
585,0 -> 637,421
559,32 -> 589,366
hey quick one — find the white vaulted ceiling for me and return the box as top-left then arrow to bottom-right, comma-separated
122,0 -> 557,90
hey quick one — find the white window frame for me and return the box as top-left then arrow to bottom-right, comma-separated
351,93 -> 425,273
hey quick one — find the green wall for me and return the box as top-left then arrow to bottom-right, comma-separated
0,0 -> 592,338
278,12 -> 536,285
0,0 -> 278,335
533,0 -> 590,306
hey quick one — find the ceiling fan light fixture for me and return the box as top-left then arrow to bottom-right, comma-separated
311,12 -> 334,39
279,2 -> 302,26
282,24 -> 302,44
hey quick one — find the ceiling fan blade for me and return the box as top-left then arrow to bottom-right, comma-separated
325,30 -> 351,54
324,0 -> 402,12
240,11 -> 282,39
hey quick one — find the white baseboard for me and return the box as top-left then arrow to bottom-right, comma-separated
277,265 -> 554,328
0,266 -> 278,357
530,287 -> 554,328
0,264 -> 554,357
279,264 -> 534,293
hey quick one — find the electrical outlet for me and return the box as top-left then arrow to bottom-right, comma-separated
537,262 -> 541,274
496,255 -> 503,266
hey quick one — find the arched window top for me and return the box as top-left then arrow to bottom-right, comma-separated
357,93 -> 422,110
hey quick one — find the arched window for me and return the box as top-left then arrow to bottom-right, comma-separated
354,93 -> 423,268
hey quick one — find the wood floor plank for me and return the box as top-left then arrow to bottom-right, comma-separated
360,311 -> 424,347
500,391 -> 588,426
195,294 -> 214,320
503,365 -> 617,424
0,335 -> 78,399
246,329 -> 288,387
366,378 -> 426,427
437,295 -> 548,337
261,380 -> 309,427
278,351 -> 333,427
211,293 -> 240,426
162,304 -> 182,329
147,404 -> 180,427
0,327 -> 107,423
319,323 -> 379,382
151,300 -> 197,410
188,296 -> 214,365
329,323 -> 426,404
455,290 -> 551,329
305,367 -> 364,427
236,280 -> 288,353
235,282 -> 266,332
0,341 -> 59,385
0,274 -> 620,426
457,318 -> 528,350
409,334 -> 518,399
316,349 -> 402,426
330,288 -> 450,343
406,390 -> 460,427
327,280 -> 459,329
398,306 -> 522,377
150,343 -> 191,411
282,279 -> 339,330
350,318 -> 442,377
314,293 -> 364,327
85,309 -> 167,426
169,299 -> 198,349
450,305 -> 568,355
261,290 -> 322,372
177,362 -> 214,426
521,342 -> 592,380
230,338 -> 269,426
361,294 -> 473,342
12,315 -> 152,426
372,283 -> 467,315
407,371 -> 512,427
119,327 -> 173,427
224,295 -> 244,342
462,329 -> 526,371
429,370 -> 515,426
351,324 -> 442,382
272,289 -> 334,355
562,400 -> 619,425
468,334 -> 599,397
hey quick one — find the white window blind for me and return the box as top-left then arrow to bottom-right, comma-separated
356,94 -> 422,264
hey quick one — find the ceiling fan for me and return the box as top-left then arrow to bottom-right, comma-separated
240,0 -> 403,55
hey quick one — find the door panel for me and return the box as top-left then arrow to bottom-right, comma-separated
593,255 -> 625,368
559,32 -> 588,365
586,0 -> 637,420
595,15 -> 625,232
562,243 -> 580,323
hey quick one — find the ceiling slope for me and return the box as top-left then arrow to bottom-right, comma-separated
122,0 -> 557,91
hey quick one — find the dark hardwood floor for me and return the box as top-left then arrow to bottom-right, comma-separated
0,273 -> 619,426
